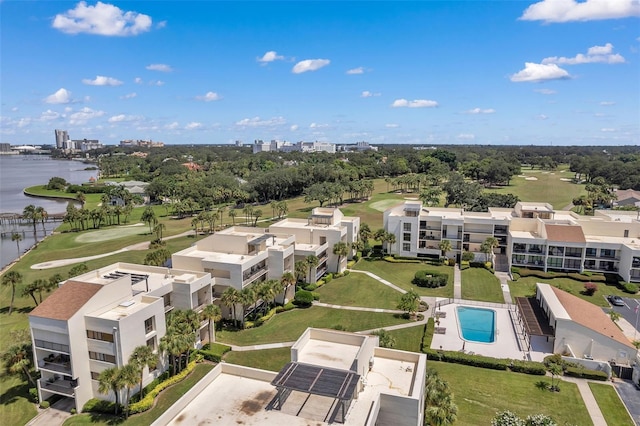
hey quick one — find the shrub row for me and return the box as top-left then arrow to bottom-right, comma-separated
275,301 -> 295,313
621,282 -> 639,294
383,256 -> 422,264
469,261 -> 493,271
422,318 -> 434,351
65,184 -> 108,194
413,270 -> 447,288
425,349 -> 546,375
128,361 -> 198,414
517,268 -> 606,282
564,366 -> 608,381
198,343 -> 231,363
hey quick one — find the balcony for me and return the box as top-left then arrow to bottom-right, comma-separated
494,226 -> 508,235
164,304 -> 174,313
39,378 -> 76,397
34,340 -> 69,354
38,356 -> 72,376
242,267 -> 268,286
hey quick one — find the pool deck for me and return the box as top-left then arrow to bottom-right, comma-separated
430,302 -> 553,362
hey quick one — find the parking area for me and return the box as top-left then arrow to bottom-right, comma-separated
603,296 -> 640,335
614,379 -> 640,426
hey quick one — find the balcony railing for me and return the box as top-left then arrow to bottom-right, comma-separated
39,378 -> 75,396
34,340 -> 69,354
243,267 -> 268,285
39,359 -> 72,375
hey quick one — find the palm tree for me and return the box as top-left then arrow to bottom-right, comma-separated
201,304 -> 222,343
141,206 -> 157,234
23,204 -> 39,234
239,287 -> 256,327
424,369 -> 458,426
11,232 -> 23,257
228,208 -> 237,225
21,281 -> 39,306
2,343 -> 36,387
128,345 -> 158,400
2,271 -> 23,315
191,217 -> 199,239
294,260 -> 307,285
253,208 -> 263,226
36,206 -> 48,234
359,223 -> 372,244
280,272 -> 296,299
119,364 -> 138,418
97,366 -> 123,414
159,332 -> 184,376
75,192 -> 86,207
305,255 -> 319,284
332,241 -> 350,271
221,287 -> 241,328
154,222 -> 166,241
481,237 -> 499,262
438,239 -> 452,259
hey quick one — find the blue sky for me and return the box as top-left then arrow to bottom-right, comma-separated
1,1 -> 639,146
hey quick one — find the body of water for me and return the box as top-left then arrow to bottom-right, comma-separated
0,155 -> 98,268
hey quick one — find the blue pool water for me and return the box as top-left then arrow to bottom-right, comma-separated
457,306 -> 496,343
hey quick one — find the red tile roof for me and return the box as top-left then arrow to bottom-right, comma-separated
551,287 -> 633,349
545,224 -> 586,243
29,281 -> 102,321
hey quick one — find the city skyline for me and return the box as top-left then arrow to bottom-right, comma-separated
1,0 -> 639,146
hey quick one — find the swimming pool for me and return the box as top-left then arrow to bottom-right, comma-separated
456,306 -> 496,343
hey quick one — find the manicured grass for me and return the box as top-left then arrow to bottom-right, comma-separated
0,375 -> 38,426
589,382 -> 635,426
461,267 -> 505,303
223,348 -> 291,372
430,361 -> 593,426
386,324 -> 425,353
508,276 -> 637,307
216,306 -> 409,346
486,166 -> 586,210
63,363 -> 214,426
353,258 -> 454,298
316,273 -> 402,310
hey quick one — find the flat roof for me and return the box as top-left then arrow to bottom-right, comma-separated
537,283 -> 570,320
297,339 -> 360,371
272,362 -> 360,401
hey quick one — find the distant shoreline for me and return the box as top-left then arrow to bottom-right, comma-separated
23,186 -> 78,203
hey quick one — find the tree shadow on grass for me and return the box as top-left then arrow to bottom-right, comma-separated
85,412 -> 125,425
0,381 -> 31,407
0,306 -> 33,315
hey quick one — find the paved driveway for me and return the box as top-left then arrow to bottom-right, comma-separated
603,296 -> 640,334
614,379 -> 640,426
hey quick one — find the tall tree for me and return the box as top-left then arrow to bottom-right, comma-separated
2,342 -> 36,387
11,232 -> 23,257
424,369 -> 458,426
128,345 -> 157,400
201,304 -> 222,343
481,237 -> 499,262
221,287 -> 241,328
22,205 -> 39,234
305,255 -> 319,284
119,364 -> 138,418
141,206 -> 157,234
397,289 -> 420,317
2,271 -> 23,315
332,241 -> 350,271
438,239 -> 452,258
97,366 -> 123,414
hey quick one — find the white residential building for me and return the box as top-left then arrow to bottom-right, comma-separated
252,140 -> 337,154
29,263 -> 213,412
384,200 -> 640,282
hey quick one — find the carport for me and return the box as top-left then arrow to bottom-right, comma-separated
270,362 -> 360,424
515,297 -> 555,351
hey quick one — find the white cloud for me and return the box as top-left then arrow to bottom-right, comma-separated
149,80 -> 165,86
235,116 -> 286,127
600,101 -> 616,106
537,114 -> 549,120
457,133 -> 476,140
134,77 -> 143,84
108,114 -> 140,123
40,110 -> 61,121
361,91 -> 381,98
257,50 -> 284,63
309,122 -> 329,129
510,62 -> 571,82
601,128 -> 616,132
146,63 -> 172,72
69,107 -> 105,125
292,59 -> 330,74
17,118 -> 31,128
346,67 -> 364,75
11,107 -> 19,112
121,92 -> 137,99
52,1 -> 152,36
82,75 -> 123,86
385,123 -> 399,128
534,88 -> 557,95
195,91 -> 221,102
185,122 -> 202,130
165,121 -> 179,130
156,20 -> 167,29
290,124 -> 299,131
465,107 -> 495,114
44,88 -> 72,104
520,0 -> 640,23
542,43 -> 625,65
391,99 -> 438,108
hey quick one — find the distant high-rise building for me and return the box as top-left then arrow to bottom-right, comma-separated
54,129 -> 69,149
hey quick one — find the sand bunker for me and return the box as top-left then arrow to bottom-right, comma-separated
525,177 -> 538,181
370,199 -> 404,212
75,223 -> 146,243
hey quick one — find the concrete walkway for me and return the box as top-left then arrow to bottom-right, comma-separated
313,301 -> 404,314
560,377 -> 608,426
31,230 -> 193,269
26,397 -> 74,426
453,264 -> 462,299
349,270 -> 406,294
495,271 -> 513,304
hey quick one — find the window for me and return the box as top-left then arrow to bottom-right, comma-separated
547,258 -> 563,268
91,371 -> 100,380
403,233 -> 411,242
144,317 -> 155,334
600,249 -> 615,258
565,248 -> 582,258
146,337 -> 157,351
163,294 -> 172,308
86,330 -> 114,342
88,351 -> 116,363
402,243 -> 411,252
419,241 -> 426,249
624,230 -> 629,238
548,246 -> 564,256
403,223 -> 412,232
564,259 -> 581,270
585,248 -> 597,257
420,221 -> 427,230
512,255 -> 525,264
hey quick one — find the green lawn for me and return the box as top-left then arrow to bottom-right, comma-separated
461,267 -> 505,303
508,276 -> 636,307
353,258 -> 454,297
386,324 -> 425,353
486,166 -> 586,210
63,363 -> 214,426
430,361 -> 593,426
589,382 -> 635,426
316,273 -> 402,310
216,306 -> 409,346
0,374 -> 38,426
223,348 -> 291,372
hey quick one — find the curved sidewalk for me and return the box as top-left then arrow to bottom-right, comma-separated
31,230 -> 193,270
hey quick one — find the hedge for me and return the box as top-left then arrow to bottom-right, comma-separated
564,366 -> 608,381
425,349 -> 546,375
413,270 -> 447,288
275,301 -> 295,313
517,268 -> 606,282
293,290 -> 314,306
421,318 -> 434,351
199,343 -> 231,362
65,184 -> 108,194
621,282 -> 639,294
383,256 -> 422,264
128,361 -> 198,414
